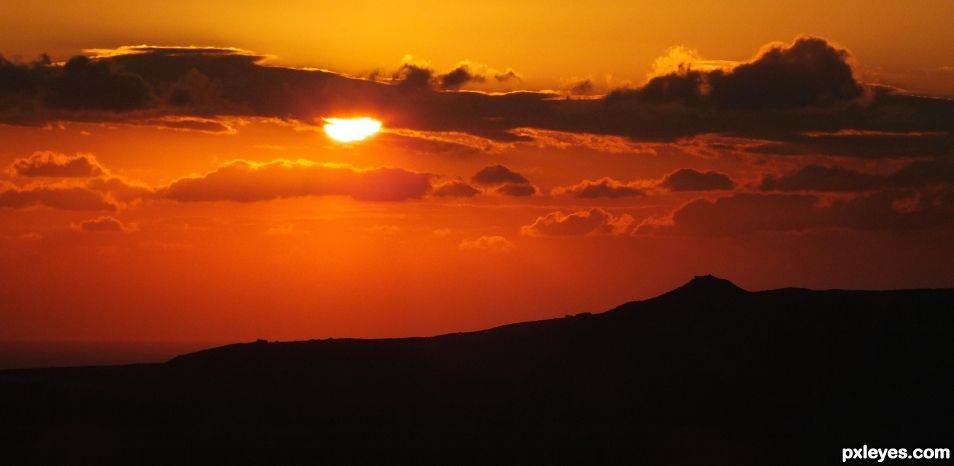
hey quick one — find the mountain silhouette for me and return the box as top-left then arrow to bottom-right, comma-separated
2,276 -> 953,465
656,274 -> 748,300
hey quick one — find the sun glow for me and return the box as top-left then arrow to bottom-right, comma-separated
323,117 -> 382,142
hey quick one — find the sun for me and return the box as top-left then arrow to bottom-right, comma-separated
323,117 -> 382,142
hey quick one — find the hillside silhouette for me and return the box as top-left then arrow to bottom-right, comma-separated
2,276 -> 953,465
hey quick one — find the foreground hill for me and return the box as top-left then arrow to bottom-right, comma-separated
2,275 -> 953,465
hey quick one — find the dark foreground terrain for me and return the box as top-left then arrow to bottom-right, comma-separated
2,276 -> 953,465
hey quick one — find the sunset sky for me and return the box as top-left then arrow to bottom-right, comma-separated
2,1 -> 953,345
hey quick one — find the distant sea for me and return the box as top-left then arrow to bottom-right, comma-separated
0,341 -> 224,370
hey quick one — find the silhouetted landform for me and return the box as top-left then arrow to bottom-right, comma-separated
2,275 -> 953,465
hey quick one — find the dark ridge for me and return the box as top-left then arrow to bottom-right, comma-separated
168,275 -> 746,366
2,276 -> 953,465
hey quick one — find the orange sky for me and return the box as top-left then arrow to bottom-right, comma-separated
1,3 -> 953,344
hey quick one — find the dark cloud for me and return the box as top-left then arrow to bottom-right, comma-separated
396,63 -> 489,91
72,215 -> 135,233
576,84 -> 954,145
0,53 -> 49,93
553,169 -> 733,198
472,165 -> 529,185
761,158 -> 954,192
658,168 -> 735,191
432,180 -> 481,197
639,188 -> 954,236
0,52 -> 153,121
568,80 -> 595,96
1,39 -> 952,148
8,151 -> 105,178
394,64 -> 433,90
716,38 -> 862,109
830,188 -> 954,230
746,131 -> 952,158
761,165 -> 882,192
470,165 -> 534,195
495,183 -> 536,196
47,56 -> 151,111
521,208 -> 634,236
644,193 -> 819,236
159,160 -> 433,203
494,69 -> 521,82
553,178 -> 644,198
891,158 -> 954,187
439,66 -> 484,90
618,37 -> 862,110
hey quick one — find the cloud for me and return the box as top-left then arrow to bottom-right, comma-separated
46,56 -> 151,111
0,174 -> 151,211
510,128 -> 655,155
159,159 -> 433,203
376,130 -> 487,155
0,151 -> 153,211
760,158 -> 954,192
394,62 -> 492,91
714,37 -> 862,109
395,61 -> 511,91
432,180 -> 481,197
638,188 -> 954,236
71,216 -> 136,233
86,177 -> 154,203
658,168 -> 735,191
619,37 -> 862,109
458,235 -> 515,251
552,169 -> 732,198
138,116 -> 237,134
647,45 -> 736,78
494,69 -> 521,82
760,165 -> 881,192
469,165 -> 535,196
889,158 -> 954,188
439,65 -> 485,90
0,185 -> 118,211
552,178 -> 645,198
394,64 -> 433,90
568,80 -> 595,96
8,151 -> 105,177
521,208 -> 635,236
0,53 -> 50,93
745,131 -> 952,158
2,152 -> 530,208
1,39 -> 951,149
84,45 -> 258,59
472,165 -> 530,185
495,183 -> 536,196
640,193 -> 819,236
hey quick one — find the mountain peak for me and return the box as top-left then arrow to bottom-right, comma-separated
672,275 -> 747,295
